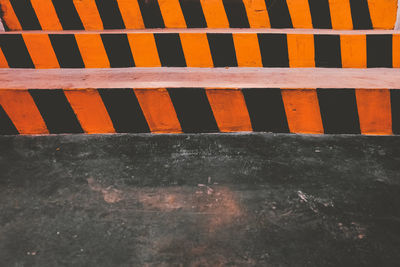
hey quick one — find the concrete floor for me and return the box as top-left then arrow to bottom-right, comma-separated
0,133 -> 399,266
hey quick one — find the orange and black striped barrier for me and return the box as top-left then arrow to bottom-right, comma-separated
0,88 -> 399,135
1,31 -> 400,68
0,0 -> 397,30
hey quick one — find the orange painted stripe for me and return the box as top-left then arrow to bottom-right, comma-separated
205,89 -> 252,132
0,0 -> 22,30
116,0 -> 145,29
73,0 -> 103,30
242,0 -> 270,28
180,33 -> 213,67
64,89 -> 115,134
30,0 -> 62,30
200,0 -> 229,28
158,0 -> 186,28
134,88 -> 182,133
233,33 -> 262,67
281,89 -> 323,134
127,34 -> 161,67
75,34 -> 110,68
0,49 -> 9,68
286,0 -> 313,28
0,90 -> 48,134
394,35 -> 400,68
355,89 -> 392,135
22,34 -> 60,69
340,35 -> 366,68
287,34 -> 315,67
328,0 -> 353,30
367,0 -> 397,29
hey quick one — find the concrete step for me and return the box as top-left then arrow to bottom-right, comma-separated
0,68 -> 399,135
1,0 -> 397,31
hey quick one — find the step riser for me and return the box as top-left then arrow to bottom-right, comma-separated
1,32 -> 400,68
1,0 -> 397,31
0,88 -> 398,135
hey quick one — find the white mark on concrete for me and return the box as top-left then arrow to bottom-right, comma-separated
395,0 -> 400,29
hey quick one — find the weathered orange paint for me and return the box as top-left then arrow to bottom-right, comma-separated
0,0 -> 22,30
75,34 -> 110,68
355,89 -> 392,135
158,0 -> 186,28
328,0 -> 353,30
286,0 -> 313,28
0,90 -> 48,134
30,0 -> 62,30
287,34 -> 315,67
73,0 -> 103,30
393,35 -> 400,68
367,0 -> 397,29
200,0 -> 229,28
64,89 -> 115,134
116,0 -> 145,29
205,89 -> 252,132
242,0 -> 270,28
134,88 -> 182,133
281,89 -> 324,134
0,49 -> 9,68
233,33 -> 262,67
22,34 -> 60,69
127,34 -> 161,67
180,33 -> 213,67
340,35 -> 366,68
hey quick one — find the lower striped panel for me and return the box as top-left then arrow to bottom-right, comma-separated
0,88 -> 398,135
0,32 -> 399,68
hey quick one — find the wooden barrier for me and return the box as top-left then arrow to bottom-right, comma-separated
0,0 -> 397,30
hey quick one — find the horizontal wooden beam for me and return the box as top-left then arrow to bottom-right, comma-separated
1,68 -> 400,89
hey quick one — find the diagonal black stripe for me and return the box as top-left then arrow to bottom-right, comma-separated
257,34 -> 289,67
0,34 -> 34,68
101,34 -> 135,68
207,33 -> 237,67
179,0 -> 206,28
167,88 -> 219,133
137,0 -> 165,28
367,35 -> 392,68
9,0 -> 41,30
49,34 -> 85,68
314,35 -> 342,68
317,89 -> 360,134
264,0 -> 292,28
154,34 -> 186,67
98,89 -> 149,133
51,0 -> 84,30
0,105 -> 18,135
242,88 -> 289,133
95,0 -> 125,29
29,89 -> 83,134
307,0 -> 332,29
222,0 -> 250,28
390,90 -> 400,134
349,0 -> 373,29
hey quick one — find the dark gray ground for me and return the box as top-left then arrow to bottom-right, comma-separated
0,133 -> 399,267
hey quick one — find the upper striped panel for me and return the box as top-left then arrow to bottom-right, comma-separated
1,32 -> 399,68
0,0 -> 397,30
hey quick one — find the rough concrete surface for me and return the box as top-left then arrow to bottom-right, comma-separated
0,133 -> 399,266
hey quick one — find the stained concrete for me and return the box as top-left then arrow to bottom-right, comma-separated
0,133 -> 399,266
